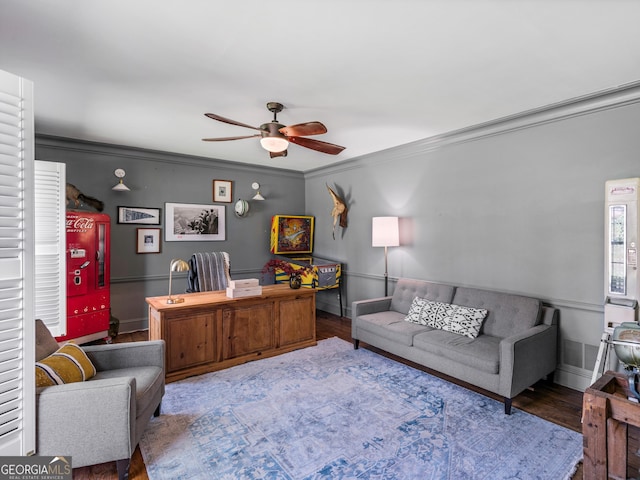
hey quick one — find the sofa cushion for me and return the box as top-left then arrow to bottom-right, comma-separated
390,278 -> 455,315
93,366 -> 164,414
357,311 -> 432,346
413,329 -> 501,374
36,343 -> 97,387
422,301 -> 488,338
452,287 -> 541,338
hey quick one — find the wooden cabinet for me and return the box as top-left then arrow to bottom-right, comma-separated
222,303 -> 275,359
147,284 -> 316,382
166,313 -> 215,372
279,295 -> 315,347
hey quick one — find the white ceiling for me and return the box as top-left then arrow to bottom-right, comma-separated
2,1 -> 640,172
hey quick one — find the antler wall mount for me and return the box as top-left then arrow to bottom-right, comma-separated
203,102 -> 345,159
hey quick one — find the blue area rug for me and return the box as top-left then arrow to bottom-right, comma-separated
140,337 -> 582,479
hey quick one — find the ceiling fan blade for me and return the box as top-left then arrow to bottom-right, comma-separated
269,150 -> 288,158
288,136 -> 346,155
280,122 -> 327,137
202,134 -> 261,141
204,113 -> 262,131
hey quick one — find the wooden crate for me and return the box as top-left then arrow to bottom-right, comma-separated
583,371 -> 640,479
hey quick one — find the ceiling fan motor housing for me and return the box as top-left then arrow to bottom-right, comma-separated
260,122 -> 286,138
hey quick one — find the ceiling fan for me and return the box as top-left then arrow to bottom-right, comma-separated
202,102 -> 345,158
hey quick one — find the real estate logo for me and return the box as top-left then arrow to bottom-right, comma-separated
0,456 -> 72,480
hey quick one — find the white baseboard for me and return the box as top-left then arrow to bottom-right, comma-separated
116,317 -> 148,335
554,365 -> 592,392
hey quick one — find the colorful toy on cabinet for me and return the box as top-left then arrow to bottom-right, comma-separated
263,256 -> 340,290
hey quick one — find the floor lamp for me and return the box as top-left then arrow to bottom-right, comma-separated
372,216 -> 399,296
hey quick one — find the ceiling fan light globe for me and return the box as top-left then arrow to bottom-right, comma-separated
260,136 -> 289,153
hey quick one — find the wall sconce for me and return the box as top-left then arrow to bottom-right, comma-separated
372,216 -> 400,296
112,168 -> 131,191
252,182 -> 265,201
235,182 -> 265,218
167,258 -> 189,304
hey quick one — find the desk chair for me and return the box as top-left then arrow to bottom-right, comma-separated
186,251 -> 231,292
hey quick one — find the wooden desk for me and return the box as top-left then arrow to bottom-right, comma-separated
146,284 -> 316,382
583,371 -> 640,479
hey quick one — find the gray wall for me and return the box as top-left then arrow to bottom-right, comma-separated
305,87 -> 640,391
36,85 -> 640,392
35,136 -> 307,331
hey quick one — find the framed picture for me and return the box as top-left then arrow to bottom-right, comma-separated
213,179 -> 233,203
165,202 -> 226,241
136,228 -> 161,254
118,206 -> 161,225
270,215 -> 315,254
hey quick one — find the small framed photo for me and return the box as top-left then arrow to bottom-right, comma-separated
213,179 -> 233,203
136,228 -> 161,254
118,206 -> 161,225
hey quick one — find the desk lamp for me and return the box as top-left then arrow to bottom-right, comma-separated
167,258 -> 189,304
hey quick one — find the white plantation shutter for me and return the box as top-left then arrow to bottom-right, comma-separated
34,161 -> 66,336
0,69 -> 35,455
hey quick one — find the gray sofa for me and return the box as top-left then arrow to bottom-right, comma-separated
351,278 -> 558,414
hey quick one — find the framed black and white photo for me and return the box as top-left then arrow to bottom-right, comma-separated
118,206 -> 162,225
136,228 -> 161,254
213,179 -> 233,203
165,202 -> 226,241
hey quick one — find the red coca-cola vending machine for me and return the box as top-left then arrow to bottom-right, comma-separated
57,212 -> 111,343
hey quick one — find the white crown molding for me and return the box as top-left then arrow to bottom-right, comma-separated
35,134 -> 304,178
306,81 -> 640,179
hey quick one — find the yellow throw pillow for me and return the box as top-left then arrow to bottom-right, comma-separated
35,343 -> 96,387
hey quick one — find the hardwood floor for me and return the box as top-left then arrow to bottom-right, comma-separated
73,310 -> 592,479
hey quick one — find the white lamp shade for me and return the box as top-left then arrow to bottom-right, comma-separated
112,180 -> 130,191
260,136 -> 289,153
372,216 -> 399,247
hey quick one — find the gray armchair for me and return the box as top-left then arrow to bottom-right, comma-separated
35,320 -> 165,480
